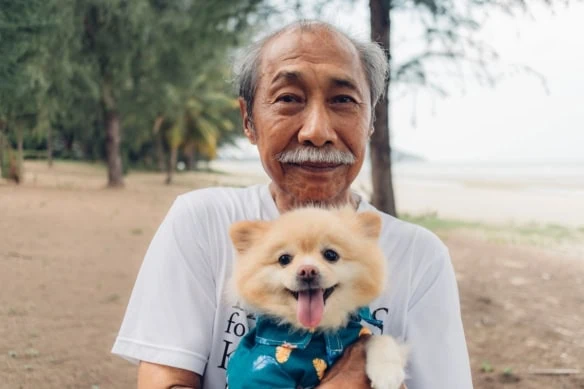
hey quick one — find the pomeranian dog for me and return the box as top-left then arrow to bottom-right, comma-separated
226,207 -> 407,389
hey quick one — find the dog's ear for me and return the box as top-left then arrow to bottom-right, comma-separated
229,220 -> 269,254
356,211 -> 382,239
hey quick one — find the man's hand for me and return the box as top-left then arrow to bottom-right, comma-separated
318,335 -> 371,389
318,335 -> 407,389
137,361 -> 201,389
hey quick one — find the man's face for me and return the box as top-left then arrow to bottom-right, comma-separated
241,28 -> 372,205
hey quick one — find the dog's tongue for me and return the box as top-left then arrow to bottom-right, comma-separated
296,289 -> 324,328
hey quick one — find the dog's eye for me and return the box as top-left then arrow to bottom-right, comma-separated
322,249 -> 339,262
278,254 -> 293,266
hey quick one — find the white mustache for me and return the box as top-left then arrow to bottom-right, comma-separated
275,147 -> 356,165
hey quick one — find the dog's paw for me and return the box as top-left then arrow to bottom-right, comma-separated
365,335 -> 408,389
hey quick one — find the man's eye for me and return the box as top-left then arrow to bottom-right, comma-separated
332,95 -> 357,104
276,94 -> 300,103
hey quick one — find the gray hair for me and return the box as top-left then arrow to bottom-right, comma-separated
275,145 -> 356,165
233,20 -> 389,125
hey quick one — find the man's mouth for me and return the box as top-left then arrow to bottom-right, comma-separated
288,285 -> 338,328
289,162 -> 341,172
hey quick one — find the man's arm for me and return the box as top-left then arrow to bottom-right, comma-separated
112,195 -> 217,386
404,245 -> 472,388
317,336 -> 407,389
137,361 -> 201,389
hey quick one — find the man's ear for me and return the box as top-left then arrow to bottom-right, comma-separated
229,220 -> 269,254
356,211 -> 382,239
239,97 -> 256,144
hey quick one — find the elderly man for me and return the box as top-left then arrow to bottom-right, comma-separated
112,21 -> 473,388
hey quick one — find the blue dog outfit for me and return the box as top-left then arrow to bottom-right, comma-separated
226,307 -> 383,389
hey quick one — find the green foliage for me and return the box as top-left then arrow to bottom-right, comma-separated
1,0 -> 269,178
0,0 -> 62,129
1,0 -> 87,168
0,0 -> 56,108
481,361 -> 494,373
402,212 -> 584,251
400,212 -> 481,231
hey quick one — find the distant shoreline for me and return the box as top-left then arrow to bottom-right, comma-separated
210,159 -> 584,228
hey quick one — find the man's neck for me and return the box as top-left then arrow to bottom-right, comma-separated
269,182 -> 359,213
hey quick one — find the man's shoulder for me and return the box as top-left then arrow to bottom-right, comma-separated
362,206 -> 449,264
178,184 -> 263,206
388,216 -> 446,252
364,205 -> 445,249
176,184 -> 267,217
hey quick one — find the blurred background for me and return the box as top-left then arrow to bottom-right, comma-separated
1,0 -> 582,388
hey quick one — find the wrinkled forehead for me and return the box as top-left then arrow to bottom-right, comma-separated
257,27 -> 368,92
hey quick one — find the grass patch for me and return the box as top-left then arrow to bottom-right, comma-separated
401,212 -> 481,231
515,223 -> 574,240
24,348 -> 40,358
7,307 -> 27,316
131,228 -> 143,236
401,212 -> 584,249
102,293 -> 120,304
480,361 -> 494,373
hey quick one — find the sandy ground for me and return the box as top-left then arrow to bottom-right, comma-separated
0,161 -> 583,388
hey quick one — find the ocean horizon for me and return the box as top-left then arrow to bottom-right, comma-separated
209,158 -> 584,195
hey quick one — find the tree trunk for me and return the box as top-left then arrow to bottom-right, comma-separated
369,0 -> 397,217
0,130 -> 5,179
47,125 -> 53,168
0,130 -> 4,164
185,150 -> 195,171
152,115 -> 165,172
85,7 -> 123,186
102,79 -> 124,187
105,111 -> 124,187
165,146 -> 178,185
16,122 -> 24,183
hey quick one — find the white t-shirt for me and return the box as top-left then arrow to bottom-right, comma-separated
112,184 -> 473,389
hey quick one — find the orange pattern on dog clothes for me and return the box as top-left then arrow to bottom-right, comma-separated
312,358 -> 327,380
275,345 -> 292,363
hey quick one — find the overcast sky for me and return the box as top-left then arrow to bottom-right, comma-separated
270,1 -> 584,163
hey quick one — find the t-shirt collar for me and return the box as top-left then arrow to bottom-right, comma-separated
259,184 -> 369,219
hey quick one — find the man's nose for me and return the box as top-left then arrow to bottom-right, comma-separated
297,101 -> 337,147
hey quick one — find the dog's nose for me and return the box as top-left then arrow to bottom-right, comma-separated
297,265 -> 319,282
